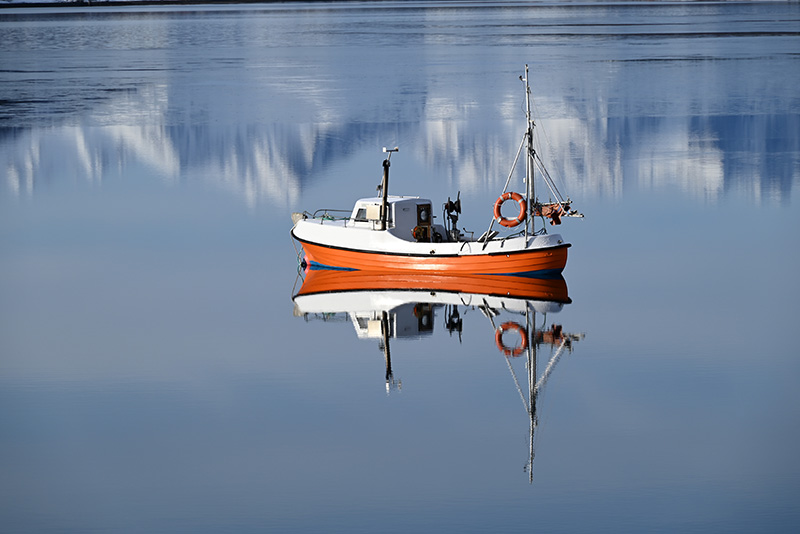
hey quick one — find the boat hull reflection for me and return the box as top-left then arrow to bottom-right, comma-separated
293,269 -> 571,308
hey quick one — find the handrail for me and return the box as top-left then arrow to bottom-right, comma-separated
311,208 -> 351,219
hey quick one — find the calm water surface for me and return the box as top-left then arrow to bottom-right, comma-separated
1,2 -> 799,532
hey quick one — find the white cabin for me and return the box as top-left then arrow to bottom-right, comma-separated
349,196 -> 448,242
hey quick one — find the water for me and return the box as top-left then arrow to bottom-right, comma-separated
1,2 -> 799,532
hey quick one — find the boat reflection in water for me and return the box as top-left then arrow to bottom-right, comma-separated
292,268 -> 584,482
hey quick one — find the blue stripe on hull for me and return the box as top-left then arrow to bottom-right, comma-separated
308,261 -> 562,278
307,260 -> 357,271
491,268 -> 565,279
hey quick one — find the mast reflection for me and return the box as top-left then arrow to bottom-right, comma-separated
291,268 -> 583,480
510,309 -> 584,483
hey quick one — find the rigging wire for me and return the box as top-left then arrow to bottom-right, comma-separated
529,92 -> 570,202
479,133 -> 528,247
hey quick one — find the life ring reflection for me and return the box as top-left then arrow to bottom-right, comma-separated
495,321 -> 528,357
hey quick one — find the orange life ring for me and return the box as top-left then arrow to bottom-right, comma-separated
495,321 -> 528,357
493,192 -> 527,228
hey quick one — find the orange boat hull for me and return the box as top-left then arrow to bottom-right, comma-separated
296,239 -> 569,276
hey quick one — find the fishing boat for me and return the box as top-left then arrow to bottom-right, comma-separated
291,65 -> 583,276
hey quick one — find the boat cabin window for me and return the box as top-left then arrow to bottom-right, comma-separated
354,205 -> 391,224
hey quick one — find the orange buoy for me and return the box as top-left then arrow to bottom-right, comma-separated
493,192 -> 527,227
495,321 -> 528,357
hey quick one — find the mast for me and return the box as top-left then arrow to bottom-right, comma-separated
522,64 -> 536,235
380,147 -> 399,231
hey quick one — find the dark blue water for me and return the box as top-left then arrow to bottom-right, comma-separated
1,2 -> 799,532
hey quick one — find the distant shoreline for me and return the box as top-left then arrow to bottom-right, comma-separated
1,0 -> 333,9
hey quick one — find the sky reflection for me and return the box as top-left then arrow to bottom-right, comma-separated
2,3 -> 798,206
2,107 -> 797,207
